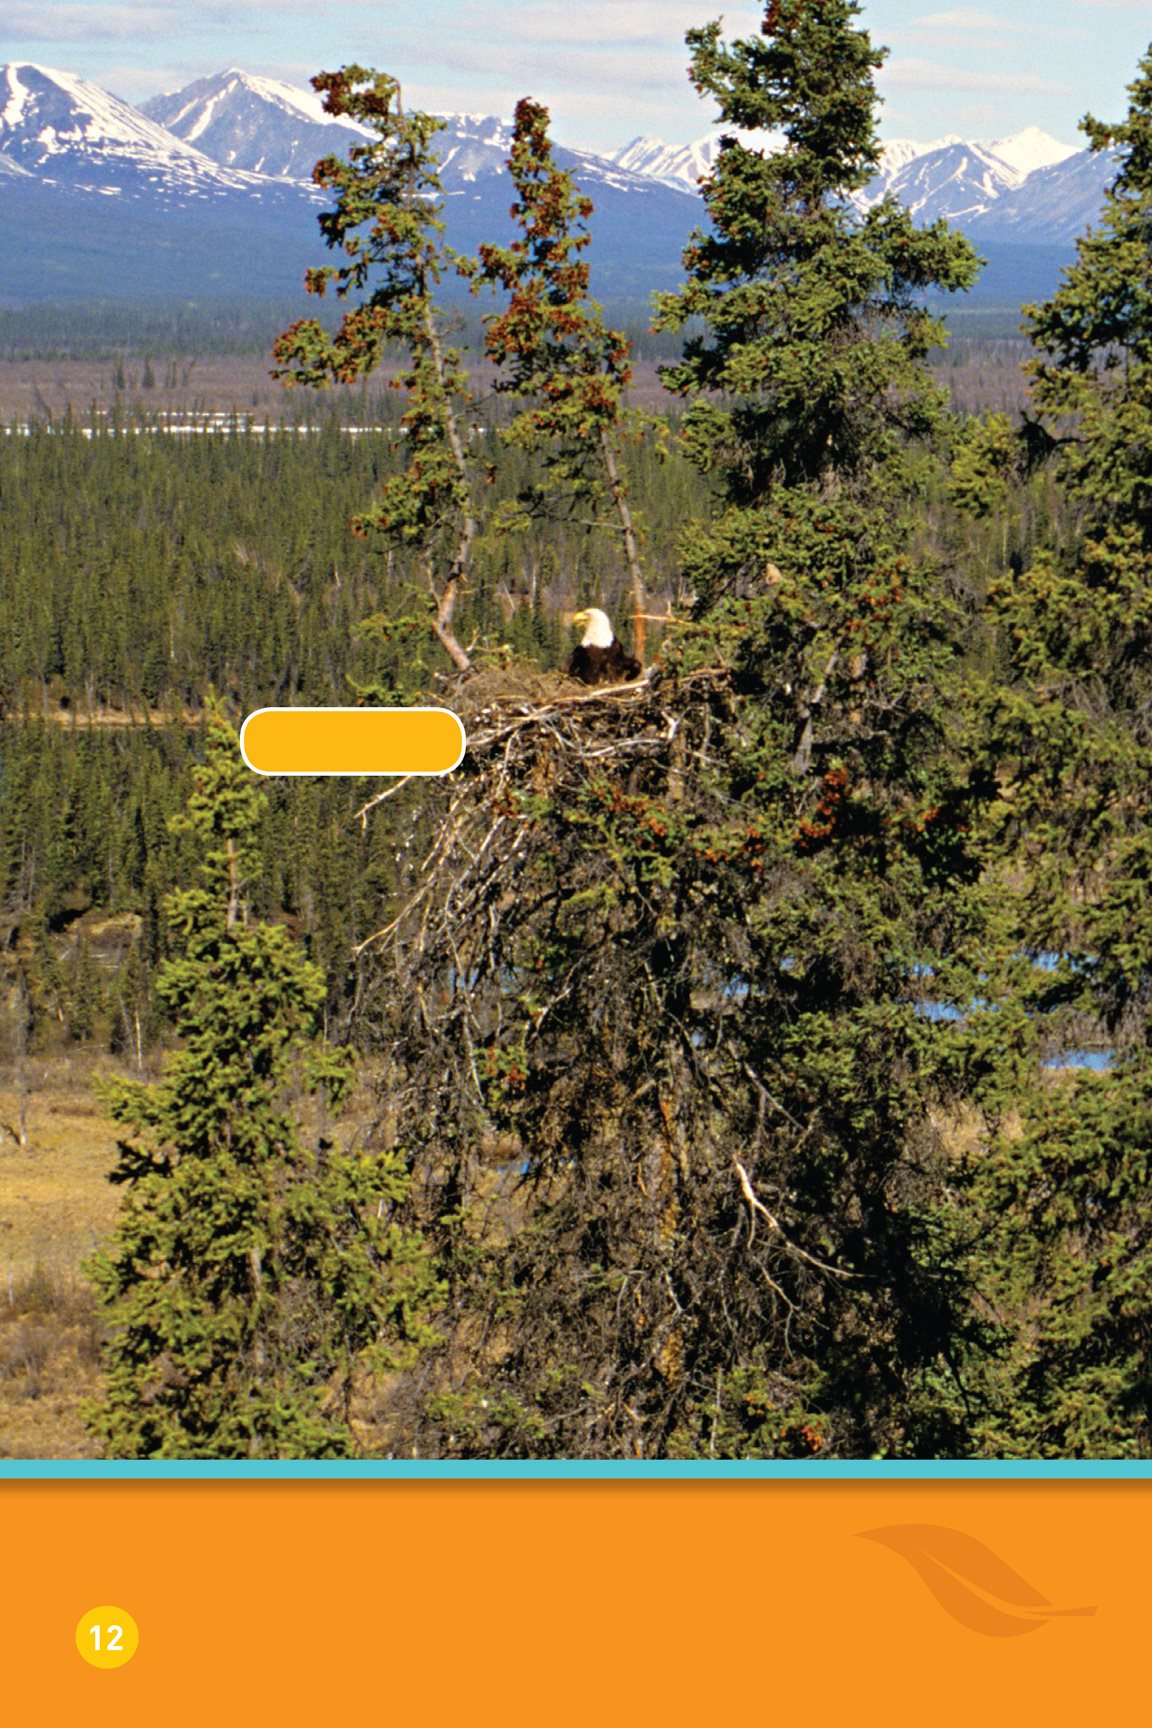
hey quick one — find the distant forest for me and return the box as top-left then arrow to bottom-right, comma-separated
0,367 -> 1050,1054
0,292 -> 1035,362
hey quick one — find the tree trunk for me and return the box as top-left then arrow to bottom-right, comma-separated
422,302 -> 475,675
601,429 -> 647,665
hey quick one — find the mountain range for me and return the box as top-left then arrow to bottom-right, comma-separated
0,62 -> 1119,311
610,124 -> 1107,242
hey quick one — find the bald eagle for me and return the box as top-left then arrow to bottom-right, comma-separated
567,608 -> 642,687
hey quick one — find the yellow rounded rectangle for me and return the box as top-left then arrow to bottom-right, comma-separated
239,706 -> 466,776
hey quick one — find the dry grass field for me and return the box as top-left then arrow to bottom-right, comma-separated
0,354 -> 681,425
0,355 -> 300,424
0,1056 -> 124,1459
0,1053 -> 397,1458
0,347 -> 1030,427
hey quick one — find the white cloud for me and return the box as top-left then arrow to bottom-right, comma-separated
915,8 -> 1030,30
5,0 -> 395,38
393,29 -> 698,97
904,8 -> 1085,42
4,4 -> 177,40
881,57 -> 1069,95
466,0 -> 762,47
82,59 -> 209,100
406,79 -> 691,138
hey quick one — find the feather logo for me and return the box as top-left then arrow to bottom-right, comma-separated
858,1524 -> 1098,1637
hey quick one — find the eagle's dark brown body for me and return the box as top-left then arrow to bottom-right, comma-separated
567,608 -> 642,686
567,639 -> 642,686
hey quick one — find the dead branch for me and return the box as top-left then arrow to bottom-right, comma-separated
355,774 -> 415,827
733,1159 -> 856,1280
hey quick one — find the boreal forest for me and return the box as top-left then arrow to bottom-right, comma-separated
4,0 -> 1152,1460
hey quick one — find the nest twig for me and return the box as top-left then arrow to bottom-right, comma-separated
352,660 -> 734,946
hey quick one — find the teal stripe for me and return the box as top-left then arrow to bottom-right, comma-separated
2,1460 -> 1150,1480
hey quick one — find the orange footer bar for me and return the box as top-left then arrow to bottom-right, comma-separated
239,707 -> 466,776
0,1482 -> 1140,1725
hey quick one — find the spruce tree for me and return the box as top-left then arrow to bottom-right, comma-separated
968,44 -> 1152,1456
655,0 -> 979,549
273,66 -> 479,672
368,2 -> 997,1460
89,711 -> 438,1459
472,98 -> 649,658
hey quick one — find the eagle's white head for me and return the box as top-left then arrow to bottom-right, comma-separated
572,607 -> 615,648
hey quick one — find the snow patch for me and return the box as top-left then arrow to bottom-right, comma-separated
985,125 -> 1078,178
1,65 -> 32,130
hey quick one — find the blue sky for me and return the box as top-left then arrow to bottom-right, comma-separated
4,0 -> 1152,152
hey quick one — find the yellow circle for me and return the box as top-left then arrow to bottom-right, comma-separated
75,1605 -> 139,1669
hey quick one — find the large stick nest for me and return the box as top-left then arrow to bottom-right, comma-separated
353,656 -> 735,962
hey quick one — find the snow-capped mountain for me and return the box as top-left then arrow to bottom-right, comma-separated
610,131 -> 777,190
418,115 -> 706,290
877,137 -> 956,177
147,74 -> 687,211
0,62 -> 291,202
0,63 -> 699,303
146,74 -> 523,190
872,128 -> 1079,227
611,122 -> 1084,231
145,74 -> 529,196
878,139 -> 1026,224
137,72 -> 700,295
0,61 -> 1120,308
0,62 -> 336,303
986,125 -> 1078,179
141,69 -> 369,182
611,131 -> 960,192
968,145 -> 1117,243
429,112 -> 514,185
